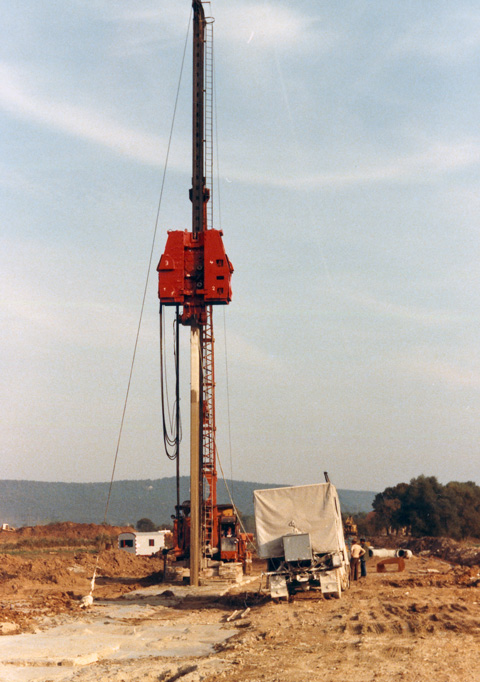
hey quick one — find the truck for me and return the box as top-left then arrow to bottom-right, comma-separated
254,482 -> 350,598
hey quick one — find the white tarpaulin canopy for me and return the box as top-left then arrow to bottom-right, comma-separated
254,483 -> 346,559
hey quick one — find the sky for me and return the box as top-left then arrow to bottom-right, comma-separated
2,0 -> 480,494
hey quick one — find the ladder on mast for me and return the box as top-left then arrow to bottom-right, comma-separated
202,14 -> 216,555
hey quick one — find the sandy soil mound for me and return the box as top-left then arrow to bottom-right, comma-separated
1,525 -> 480,681
0,522 -> 133,545
400,536 -> 480,566
0,525 -> 166,634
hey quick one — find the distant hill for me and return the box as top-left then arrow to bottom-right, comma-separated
0,478 -> 376,528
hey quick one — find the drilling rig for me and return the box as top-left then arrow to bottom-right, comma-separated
157,0 -> 250,586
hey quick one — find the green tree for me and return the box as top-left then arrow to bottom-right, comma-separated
136,518 -> 157,532
445,481 -> 480,539
401,476 -> 444,536
373,476 -> 480,539
372,482 -> 408,534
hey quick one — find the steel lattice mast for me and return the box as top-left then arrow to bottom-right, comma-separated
201,10 -> 217,562
157,0 -> 233,586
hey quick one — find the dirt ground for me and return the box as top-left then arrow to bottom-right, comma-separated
1,525 -> 480,681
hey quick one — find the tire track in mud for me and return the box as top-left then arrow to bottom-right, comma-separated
208,582 -> 480,682
327,594 -> 480,639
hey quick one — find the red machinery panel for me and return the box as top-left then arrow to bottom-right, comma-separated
203,230 -> 233,303
157,231 -> 186,303
157,229 -> 233,308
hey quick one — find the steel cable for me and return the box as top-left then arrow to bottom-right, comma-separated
101,7 -> 192,525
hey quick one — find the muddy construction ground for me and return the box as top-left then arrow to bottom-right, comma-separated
1,524 -> 480,681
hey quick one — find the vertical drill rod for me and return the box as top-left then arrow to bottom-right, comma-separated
189,0 -> 206,586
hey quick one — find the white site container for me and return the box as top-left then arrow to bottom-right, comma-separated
118,531 -> 168,556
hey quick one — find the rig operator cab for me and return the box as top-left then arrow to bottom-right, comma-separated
172,501 -> 252,566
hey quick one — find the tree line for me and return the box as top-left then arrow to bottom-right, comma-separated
370,475 -> 480,539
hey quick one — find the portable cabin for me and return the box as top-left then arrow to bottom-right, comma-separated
118,530 -> 168,556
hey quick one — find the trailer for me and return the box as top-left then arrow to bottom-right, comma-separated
118,531 -> 169,556
254,482 -> 350,598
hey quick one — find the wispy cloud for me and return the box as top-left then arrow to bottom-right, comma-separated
2,273 -> 138,352
221,137 -> 480,189
112,3 -> 187,30
216,2 -> 335,53
99,1 -> 333,59
399,353 -> 480,389
0,62 -> 190,168
308,139 -> 480,187
340,287 -> 467,328
394,10 -> 480,61
223,331 -> 282,371
101,3 -> 190,57
9,58 -> 478,192
0,163 -> 37,193
0,234 -> 160,353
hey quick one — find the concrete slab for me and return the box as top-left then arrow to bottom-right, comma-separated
0,596 -> 236,682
